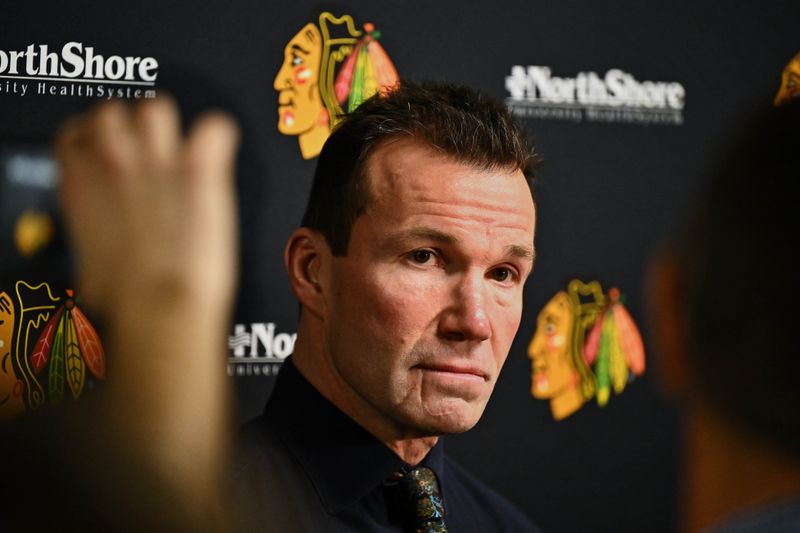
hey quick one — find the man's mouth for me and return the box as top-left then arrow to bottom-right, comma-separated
414,363 -> 488,382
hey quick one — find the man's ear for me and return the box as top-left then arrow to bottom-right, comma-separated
284,227 -> 328,320
646,249 -> 691,397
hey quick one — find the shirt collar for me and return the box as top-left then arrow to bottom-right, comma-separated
264,357 -> 446,514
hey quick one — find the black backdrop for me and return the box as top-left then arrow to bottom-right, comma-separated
3,2 -> 798,532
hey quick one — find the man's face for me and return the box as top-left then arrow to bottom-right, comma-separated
274,23 -> 323,135
528,292 -> 575,399
320,139 -> 536,437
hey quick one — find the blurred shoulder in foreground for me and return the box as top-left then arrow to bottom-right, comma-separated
649,99 -> 800,533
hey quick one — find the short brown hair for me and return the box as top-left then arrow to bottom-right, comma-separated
301,79 -> 538,255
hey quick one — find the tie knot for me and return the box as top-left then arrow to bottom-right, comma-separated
386,466 -> 447,533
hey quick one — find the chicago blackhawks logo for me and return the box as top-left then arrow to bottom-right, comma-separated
0,282 -> 104,420
528,280 -> 645,420
274,11 -> 399,159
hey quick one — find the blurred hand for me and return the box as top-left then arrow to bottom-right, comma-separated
55,97 -> 239,518
57,97 -> 239,315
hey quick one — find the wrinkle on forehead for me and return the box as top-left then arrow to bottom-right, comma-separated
388,197 -> 534,228
362,139 -> 536,244
365,138 -> 532,197
365,190 -> 535,242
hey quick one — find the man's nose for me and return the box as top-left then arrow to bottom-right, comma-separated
438,273 -> 492,343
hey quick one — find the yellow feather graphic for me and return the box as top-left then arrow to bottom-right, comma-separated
49,312 -> 66,404
65,310 -> 85,399
596,314 -> 613,407
362,45 -> 378,100
608,312 -> 628,394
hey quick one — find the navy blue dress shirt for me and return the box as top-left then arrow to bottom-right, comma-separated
232,357 -> 540,532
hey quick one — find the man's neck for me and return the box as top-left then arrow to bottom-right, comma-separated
292,333 -> 438,465
384,436 -> 439,466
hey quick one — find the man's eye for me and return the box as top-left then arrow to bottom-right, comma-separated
410,250 -> 434,264
292,54 -> 303,66
491,268 -> 511,282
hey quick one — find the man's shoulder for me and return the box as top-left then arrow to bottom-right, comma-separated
708,499 -> 800,533
232,414 -> 297,481
230,415 -> 334,531
443,455 -> 541,533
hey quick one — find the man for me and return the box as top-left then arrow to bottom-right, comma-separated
234,80 -> 541,531
649,100 -> 800,532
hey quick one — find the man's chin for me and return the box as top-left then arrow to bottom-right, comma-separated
416,399 -> 484,435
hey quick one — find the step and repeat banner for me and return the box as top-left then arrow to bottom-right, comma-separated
3,2 -> 797,532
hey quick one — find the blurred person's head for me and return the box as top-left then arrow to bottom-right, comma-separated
658,100 -> 800,453
650,99 -> 800,531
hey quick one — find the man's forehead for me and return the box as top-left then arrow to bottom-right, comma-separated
362,137 -> 531,196
358,138 -> 536,246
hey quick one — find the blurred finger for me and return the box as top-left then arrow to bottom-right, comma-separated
85,100 -> 137,176
55,118 -> 82,184
55,113 -> 95,213
133,95 -> 181,169
184,111 -> 239,184
55,114 -> 87,156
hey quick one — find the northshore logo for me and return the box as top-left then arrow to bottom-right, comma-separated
0,42 -> 158,99
506,65 -> 685,125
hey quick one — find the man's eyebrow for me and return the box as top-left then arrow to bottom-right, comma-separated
391,227 -> 535,262
506,244 -> 535,263
392,227 -> 458,245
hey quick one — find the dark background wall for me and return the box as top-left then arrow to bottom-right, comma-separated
3,2 -> 797,531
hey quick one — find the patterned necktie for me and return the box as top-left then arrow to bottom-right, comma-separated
386,466 -> 448,533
